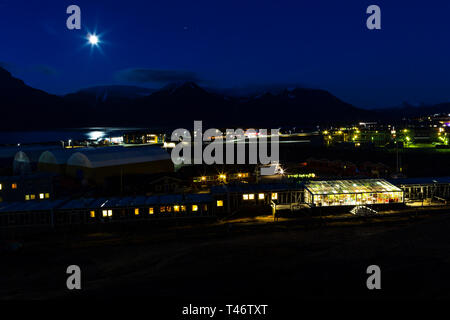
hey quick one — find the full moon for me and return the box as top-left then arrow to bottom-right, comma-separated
88,34 -> 99,45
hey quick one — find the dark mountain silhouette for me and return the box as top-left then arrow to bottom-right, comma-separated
206,83 -> 307,98
127,81 -> 236,128
239,88 -> 373,127
124,82 -> 374,128
1,66 -> 449,130
0,67 -> 68,130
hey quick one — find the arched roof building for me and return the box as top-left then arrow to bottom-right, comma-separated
66,146 -> 173,184
67,146 -> 170,168
13,151 -> 31,175
38,148 -> 92,174
11,146 -> 61,175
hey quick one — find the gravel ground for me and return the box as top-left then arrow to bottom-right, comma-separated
2,211 -> 450,300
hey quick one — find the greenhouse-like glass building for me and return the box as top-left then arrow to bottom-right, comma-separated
304,179 -> 403,207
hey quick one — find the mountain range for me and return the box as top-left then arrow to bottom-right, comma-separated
0,66 -> 448,130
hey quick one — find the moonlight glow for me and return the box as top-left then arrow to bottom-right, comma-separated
88,34 -> 99,46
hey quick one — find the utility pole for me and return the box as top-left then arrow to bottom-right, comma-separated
120,168 -> 123,195
396,138 -> 399,173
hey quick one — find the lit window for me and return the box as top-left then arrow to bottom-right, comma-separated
249,194 -> 255,200
160,206 -> 165,213
203,204 -> 208,211
108,210 -> 112,217
45,193 -> 50,198
90,211 -> 95,218
25,195 -> 30,201
30,194 -> 36,200
149,207 -> 154,214
134,208 -> 140,215
174,205 -> 180,212
102,210 -> 108,217
271,193 -> 278,200
258,193 -> 265,200
217,200 -> 223,207
39,193 -> 44,199
243,194 -> 249,200
181,205 -> 186,212
166,206 -> 172,212
11,183 -> 17,189
0,183 -> 2,190
192,205 -> 198,212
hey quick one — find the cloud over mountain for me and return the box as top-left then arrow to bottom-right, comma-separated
0,62 -> 57,76
115,68 -> 203,84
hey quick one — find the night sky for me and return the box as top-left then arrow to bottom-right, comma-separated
1,0 -> 450,108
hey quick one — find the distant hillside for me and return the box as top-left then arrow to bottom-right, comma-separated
121,82 -> 375,128
375,103 -> 450,119
64,85 -> 156,106
0,67 -> 67,130
128,82 -> 236,128
1,66 -> 449,130
240,88 -> 373,127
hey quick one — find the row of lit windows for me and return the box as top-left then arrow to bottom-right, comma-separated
25,193 -> 50,200
242,193 -> 278,200
0,183 -> 17,191
194,173 -> 249,183
91,204 -> 204,218
161,205 -> 182,213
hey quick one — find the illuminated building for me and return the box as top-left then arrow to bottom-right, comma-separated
123,131 -> 165,144
0,173 -> 54,202
1,177 -> 450,228
192,172 -> 250,184
304,179 -> 403,207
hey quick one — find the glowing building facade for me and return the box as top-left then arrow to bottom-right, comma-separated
304,179 -> 403,207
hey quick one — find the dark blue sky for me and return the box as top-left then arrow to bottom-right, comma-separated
1,0 -> 450,108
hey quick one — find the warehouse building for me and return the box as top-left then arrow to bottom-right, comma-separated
38,148 -> 89,175
65,146 -> 174,185
0,173 -> 56,202
212,183 -> 304,214
0,193 -> 213,227
3,176 -> 450,229
2,145 -> 60,175
123,131 -> 165,144
389,177 -> 450,202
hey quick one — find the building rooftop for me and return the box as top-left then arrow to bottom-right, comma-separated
66,146 -> 170,168
0,193 -> 213,213
211,183 -> 297,194
38,148 -> 92,165
0,172 -> 57,181
0,199 -> 67,212
304,179 -> 401,195
389,176 -> 450,185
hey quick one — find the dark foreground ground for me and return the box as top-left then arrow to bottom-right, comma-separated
1,210 -> 450,303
